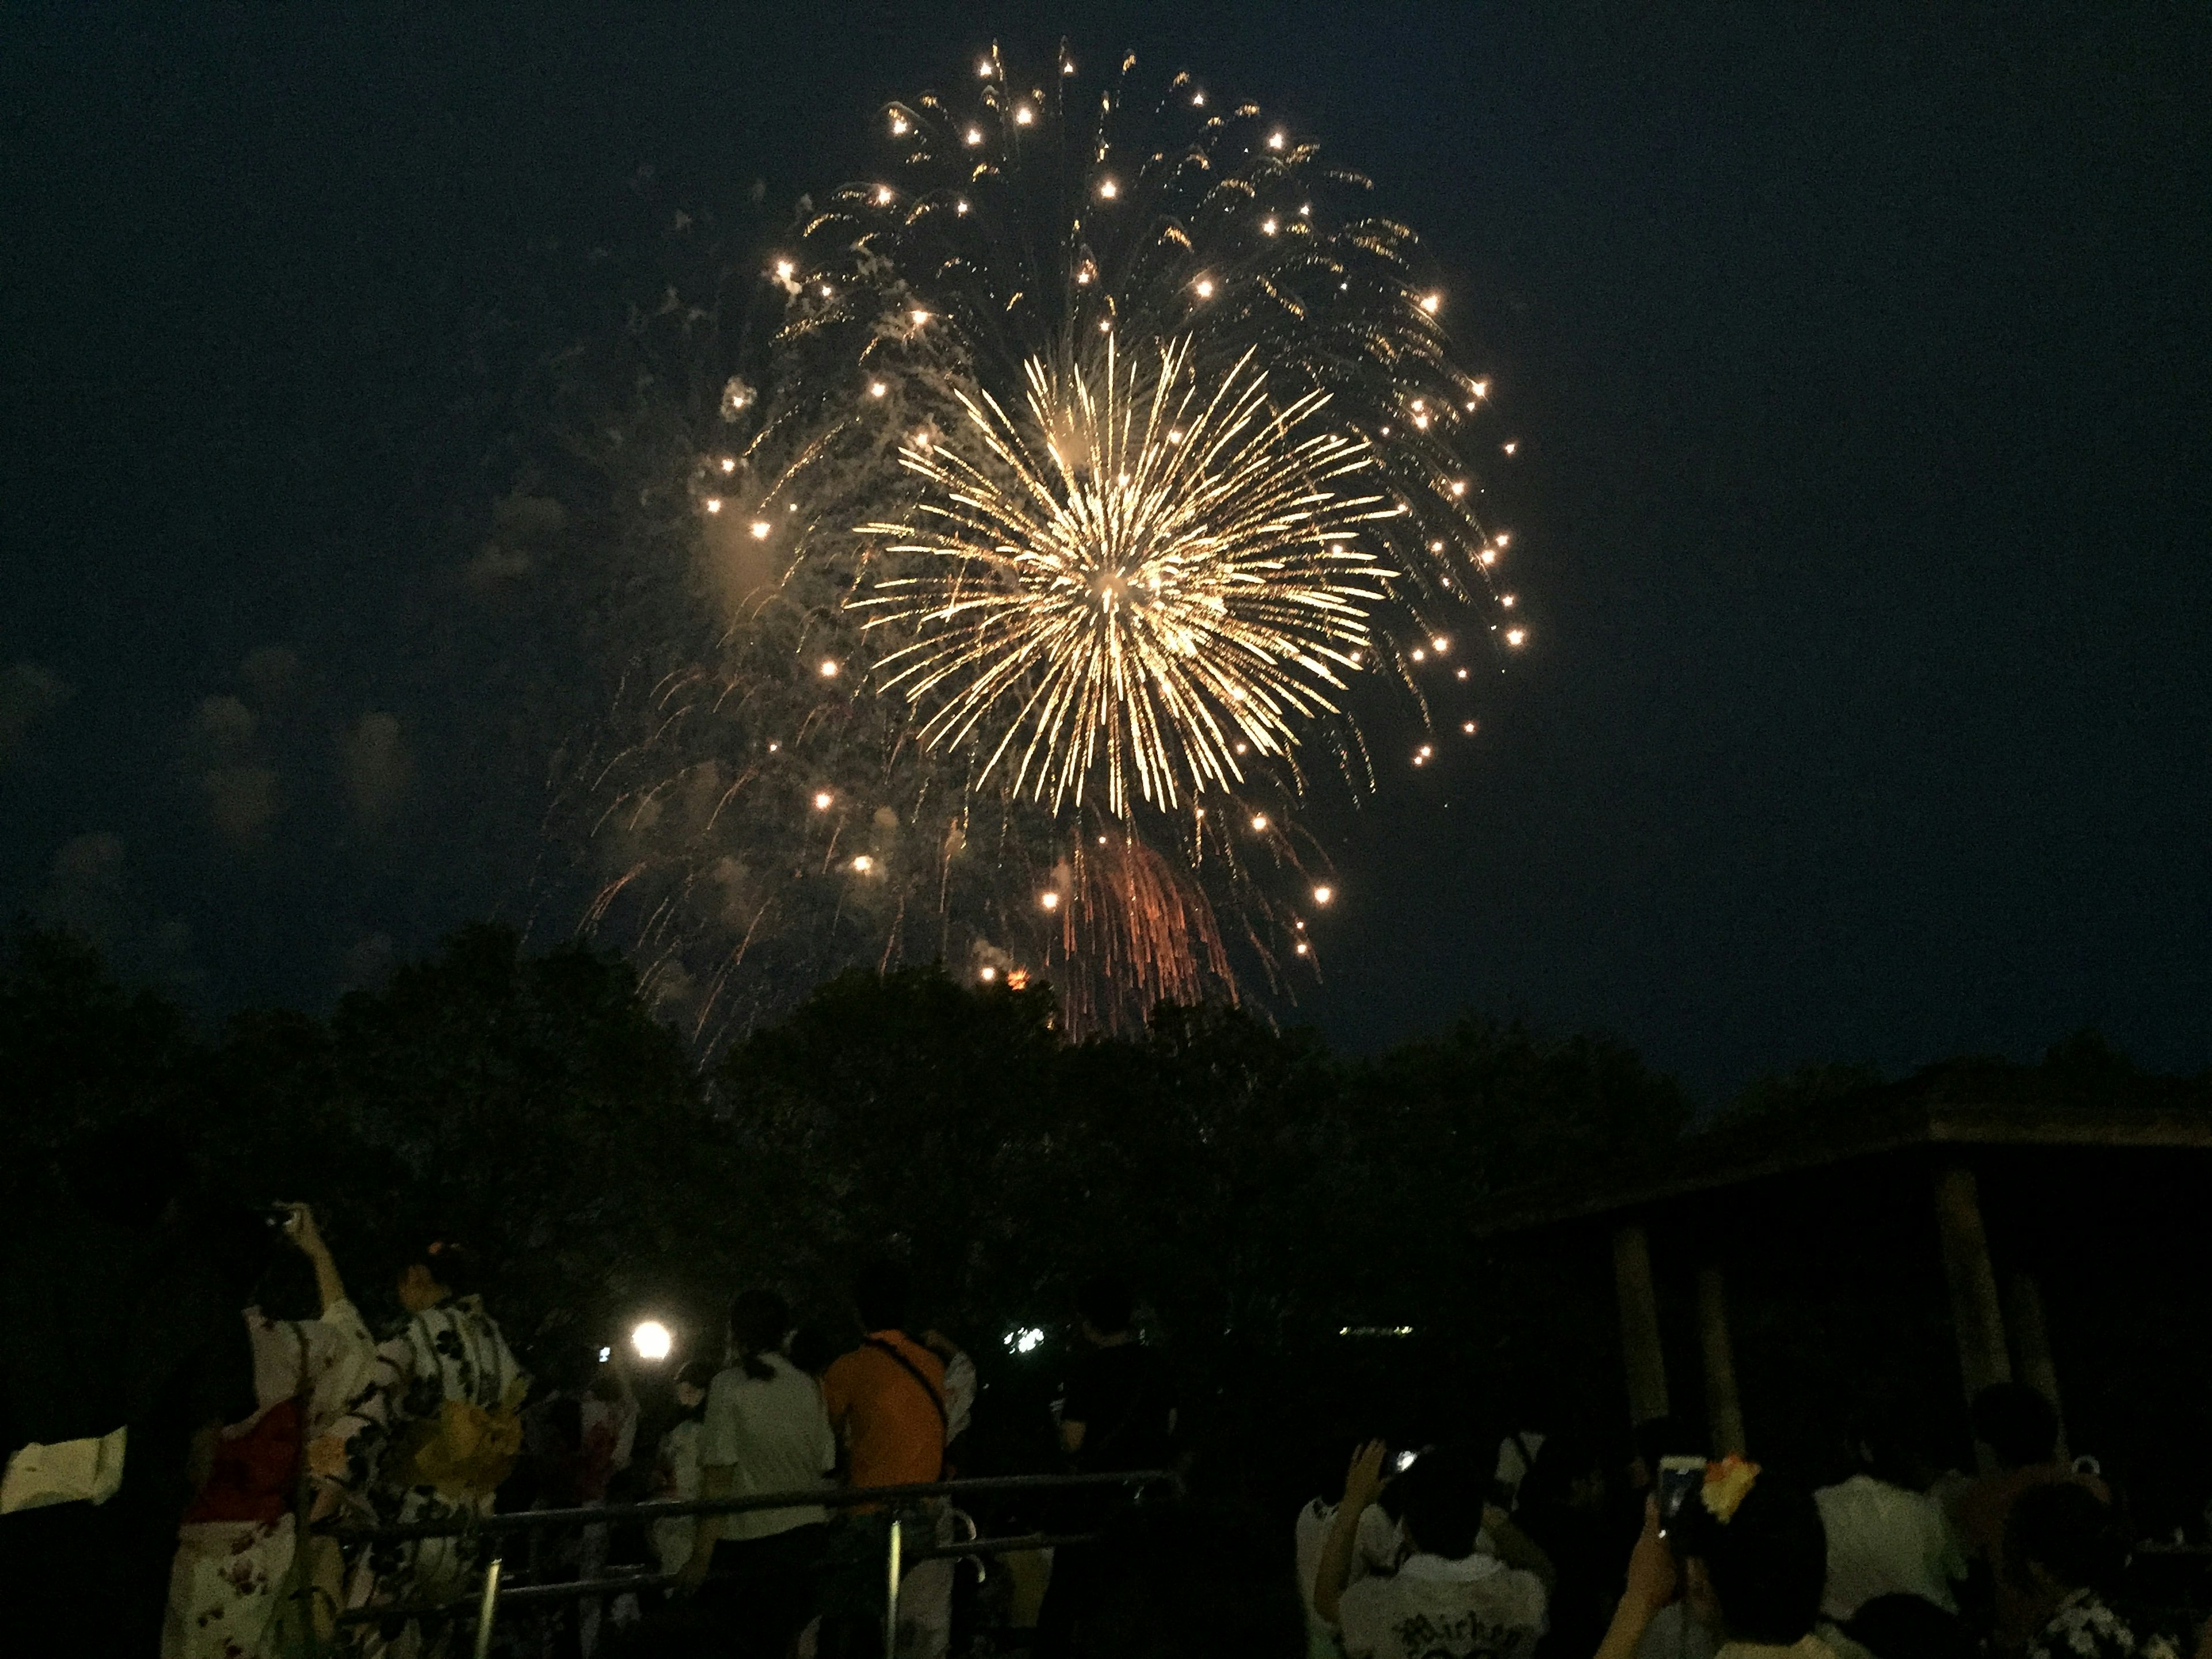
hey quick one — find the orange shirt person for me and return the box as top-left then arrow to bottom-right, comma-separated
820,1262 -> 946,1493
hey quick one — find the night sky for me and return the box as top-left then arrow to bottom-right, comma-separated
3,4 -> 2206,1099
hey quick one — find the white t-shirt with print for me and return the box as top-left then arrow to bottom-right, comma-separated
1297,1499 -> 1412,1658
1813,1474 -> 1964,1619
699,1352 -> 836,1541
1336,1550 -> 1547,1659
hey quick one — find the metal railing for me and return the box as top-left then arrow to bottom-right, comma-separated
320,1467 -> 1180,1659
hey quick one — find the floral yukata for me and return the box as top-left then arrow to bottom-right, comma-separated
2026,1590 -> 2180,1659
162,1300 -> 378,1658
334,1295 -> 528,1658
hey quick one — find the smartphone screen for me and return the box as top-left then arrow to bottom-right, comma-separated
1656,1456 -> 1705,1532
1393,1449 -> 1420,1475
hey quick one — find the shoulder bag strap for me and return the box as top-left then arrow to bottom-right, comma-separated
862,1337 -> 948,1438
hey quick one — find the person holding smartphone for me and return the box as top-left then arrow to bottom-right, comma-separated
1313,1440 -> 1555,1659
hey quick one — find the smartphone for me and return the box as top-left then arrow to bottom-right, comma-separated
1656,1456 -> 1705,1533
1393,1449 -> 1421,1475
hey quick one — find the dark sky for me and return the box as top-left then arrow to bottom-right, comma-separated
3,3 -> 2206,1099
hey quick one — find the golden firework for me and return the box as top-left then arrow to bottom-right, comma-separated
861,335 -> 1399,819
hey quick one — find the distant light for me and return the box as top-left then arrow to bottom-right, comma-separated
1478,547 -> 1497,566
979,965 -> 998,982
1501,595 -> 1516,608
719,456 -> 736,472
813,790 -> 833,810
851,855 -> 873,873
1194,276 -> 1215,299
1412,754 -> 1426,766
774,259 -> 795,280
910,309 -> 930,326
889,114 -> 910,137
1006,1326 -> 1045,1354
1456,668 -> 1469,681
1261,217 -> 1277,236
631,1321 -> 672,1361
819,659 -> 839,677
977,58 -> 993,78
1494,532 -> 1512,548
1099,178 -> 1119,199
965,126 -> 983,146
874,185 -> 893,204
1411,647 -> 1427,662
1295,941 -> 1310,956
1472,378 -> 1490,398
1506,628 -> 1527,647
767,741 -> 780,752
869,381 -> 887,397
820,283 -> 834,297
1267,130 -> 1286,150
1449,480 -> 1467,497
1250,813 -> 1268,831
1420,292 -> 1442,315
1432,637 -> 1449,653
1312,885 -> 1334,904
1419,745 -> 1433,758
956,199 -> 970,215
1463,721 -> 1478,734
1061,58 -> 1076,75
1014,105 -> 1035,126
703,497 -> 722,513
1040,891 -> 1060,910
750,520 -> 772,539
1299,202 -> 1310,216
1502,441 -> 1518,455
1166,429 -> 1183,444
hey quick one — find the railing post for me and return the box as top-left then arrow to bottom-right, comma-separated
882,1512 -> 904,1659
472,1554 -> 503,1659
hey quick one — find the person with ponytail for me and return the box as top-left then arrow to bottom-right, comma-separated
677,1287 -> 835,1656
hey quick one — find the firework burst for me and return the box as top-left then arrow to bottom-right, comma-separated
544,44 -> 1521,1039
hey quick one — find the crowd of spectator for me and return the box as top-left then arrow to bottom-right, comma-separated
3,1120 -> 2207,1659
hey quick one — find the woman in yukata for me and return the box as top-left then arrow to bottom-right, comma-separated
162,1202 -> 377,1658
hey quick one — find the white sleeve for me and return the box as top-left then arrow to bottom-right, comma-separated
942,1351 -> 978,1441
699,1373 -> 741,1469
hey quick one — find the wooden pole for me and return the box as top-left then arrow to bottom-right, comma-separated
1932,1166 -> 2012,1412
2007,1271 -> 2069,1461
1696,1266 -> 1747,1457
1613,1222 -> 1671,1425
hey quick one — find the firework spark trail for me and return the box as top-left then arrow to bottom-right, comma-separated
859,335 -> 1397,817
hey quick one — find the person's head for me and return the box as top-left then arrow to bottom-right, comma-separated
1672,1473 -> 1828,1645
2005,1480 -> 2126,1598
397,1238 -> 478,1312
1397,1443 -> 1490,1560
1522,1427 -> 1608,1516
674,1359 -> 715,1412
1971,1383 -> 2060,1471
1076,1275 -> 1136,1343
1844,1593 -> 1979,1659
853,1260 -> 910,1334
787,1324 -> 839,1379
728,1287 -> 791,1380
1850,1399 -> 1938,1491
